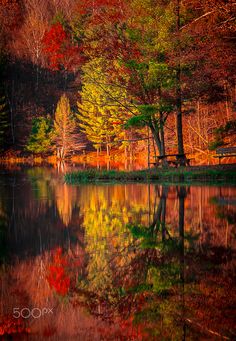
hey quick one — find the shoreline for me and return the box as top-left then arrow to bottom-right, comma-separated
64,165 -> 236,185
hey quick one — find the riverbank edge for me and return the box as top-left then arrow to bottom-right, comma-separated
64,166 -> 236,185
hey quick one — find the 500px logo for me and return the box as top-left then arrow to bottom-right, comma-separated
13,307 -> 53,319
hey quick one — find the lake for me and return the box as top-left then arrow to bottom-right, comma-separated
0,165 -> 235,340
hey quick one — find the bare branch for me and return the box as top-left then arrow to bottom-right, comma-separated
180,11 -> 215,31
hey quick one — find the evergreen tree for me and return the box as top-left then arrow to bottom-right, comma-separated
26,116 -> 52,154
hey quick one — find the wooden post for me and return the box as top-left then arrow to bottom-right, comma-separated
147,127 -> 150,169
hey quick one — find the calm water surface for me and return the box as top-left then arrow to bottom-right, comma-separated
0,166 -> 235,340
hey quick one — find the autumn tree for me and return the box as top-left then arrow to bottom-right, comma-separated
74,0 -> 176,159
52,94 -> 76,160
42,22 -> 81,73
77,58 -> 134,157
10,0 -> 50,89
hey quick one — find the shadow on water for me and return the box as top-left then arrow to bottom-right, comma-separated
0,166 -> 235,340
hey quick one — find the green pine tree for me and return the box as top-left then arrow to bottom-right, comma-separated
26,116 -> 52,154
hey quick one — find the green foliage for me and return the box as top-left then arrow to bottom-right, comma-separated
208,139 -> 224,151
64,169 -> 150,183
51,12 -> 67,27
124,114 -> 147,128
65,168 -> 236,184
224,120 -> 236,132
126,283 -> 153,294
147,62 -> 175,89
147,264 -> 180,294
125,102 -> 172,129
127,223 -> 181,252
26,116 -> 52,154
209,120 -> 236,150
124,104 -> 158,128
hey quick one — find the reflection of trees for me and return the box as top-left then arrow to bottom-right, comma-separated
127,186 -> 235,340
1,168 -> 236,339
27,167 -> 82,230
54,183 -> 77,227
0,175 -> 13,263
125,186 -> 189,340
0,169 -> 82,259
75,185 -> 235,340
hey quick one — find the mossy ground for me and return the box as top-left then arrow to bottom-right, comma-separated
65,164 -> 236,185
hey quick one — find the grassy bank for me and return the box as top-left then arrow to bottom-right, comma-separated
64,165 -> 236,184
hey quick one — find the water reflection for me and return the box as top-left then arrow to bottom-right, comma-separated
0,167 -> 235,340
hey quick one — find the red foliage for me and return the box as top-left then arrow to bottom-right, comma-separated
43,325 -> 57,337
0,315 -> 30,336
47,247 -> 71,296
42,23 -> 82,71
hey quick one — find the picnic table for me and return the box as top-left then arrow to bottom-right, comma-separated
214,147 -> 236,164
150,154 -> 192,167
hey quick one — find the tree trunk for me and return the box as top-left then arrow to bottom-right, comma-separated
150,123 -> 168,166
61,147 -> 65,159
176,69 -> 184,155
57,147 -> 60,159
150,124 -> 161,155
106,142 -> 110,158
124,144 -> 128,160
175,0 -> 185,165
161,186 -> 168,241
160,112 -> 166,156
177,185 -> 187,337
147,127 -> 150,169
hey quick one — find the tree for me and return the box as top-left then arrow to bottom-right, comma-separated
77,58 -> 133,157
52,94 -> 76,159
26,116 -> 52,154
175,0 -> 185,162
11,0 -> 49,90
124,61 -> 175,159
77,0 -> 185,161
42,22 -> 81,73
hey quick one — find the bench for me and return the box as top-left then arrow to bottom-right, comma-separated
151,154 -> 192,167
214,147 -> 236,164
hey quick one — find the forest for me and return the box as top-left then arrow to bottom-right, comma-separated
0,0 -> 235,165
1,2 -> 236,339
